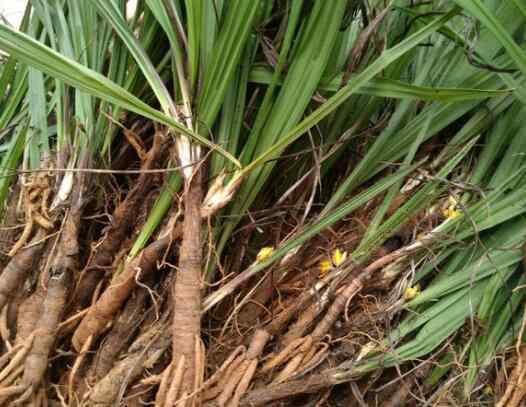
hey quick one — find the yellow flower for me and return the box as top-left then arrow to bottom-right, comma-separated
319,260 -> 332,278
319,248 -> 348,278
403,284 -> 421,301
442,195 -> 461,219
331,248 -> 347,267
483,385 -> 493,396
448,209 -> 461,219
442,208 -> 461,219
256,246 -> 274,262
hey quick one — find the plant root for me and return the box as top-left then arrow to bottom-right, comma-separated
238,372 -> 333,406
497,347 -> 526,407
171,171 -> 203,404
280,292 -> 330,347
17,270 -> 68,402
205,329 -> 270,407
87,319 -> 171,405
160,336 -> 205,407
15,285 -> 45,346
263,279 -> 362,383
0,229 -> 46,311
0,334 -> 33,384
155,360 -> 176,405
0,335 -> 35,405
2,201 -> 81,403
72,133 -> 163,309
0,185 -> 20,263
72,229 -> 178,352
91,288 -> 148,381
9,173 -> 54,257
165,355 -> 186,406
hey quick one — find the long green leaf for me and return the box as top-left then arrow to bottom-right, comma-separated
0,23 -> 240,167
249,66 -> 510,101
452,0 -> 526,77
242,8 -> 460,175
89,0 -> 176,115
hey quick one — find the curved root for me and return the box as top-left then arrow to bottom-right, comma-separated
0,334 -> 34,384
205,329 -> 270,407
261,279 -> 363,384
0,334 -> 35,405
10,174 -> 54,257
72,234 -> 174,351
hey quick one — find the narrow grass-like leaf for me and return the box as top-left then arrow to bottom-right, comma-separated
452,0 -> 526,77
0,23 -> 240,166
242,8 -> 459,176
0,126 -> 26,215
249,66 -> 510,101
88,0 -> 176,115
197,1 -> 260,129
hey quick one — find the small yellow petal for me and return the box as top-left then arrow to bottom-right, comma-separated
442,207 -> 461,220
403,284 -> 421,301
448,209 -> 461,219
442,195 -> 462,219
319,260 -> 332,278
256,247 -> 274,262
331,249 -> 347,267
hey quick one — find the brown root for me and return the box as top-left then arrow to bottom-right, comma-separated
497,346 -> 526,407
311,279 -> 362,339
91,288 -> 148,381
261,337 -> 310,374
171,171 -> 203,402
238,373 -> 333,406
280,294 -> 330,347
72,133 -> 163,309
165,355 -> 186,407
229,359 -> 258,407
87,319 -> 171,405
217,359 -> 250,406
72,229 -> 177,352
260,279 -> 361,384
10,172 -> 55,258
68,334 -> 93,404
155,361 -> 175,406
7,208 -> 34,258
15,285 -> 45,346
202,346 -> 246,401
0,334 -> 34,384
0,229 -> 46,311
206,330 -> 270,407
10,195 -> 81,402
20,273 -> 67,392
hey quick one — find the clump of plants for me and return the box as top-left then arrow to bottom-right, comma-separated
0,1 -> 524,405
